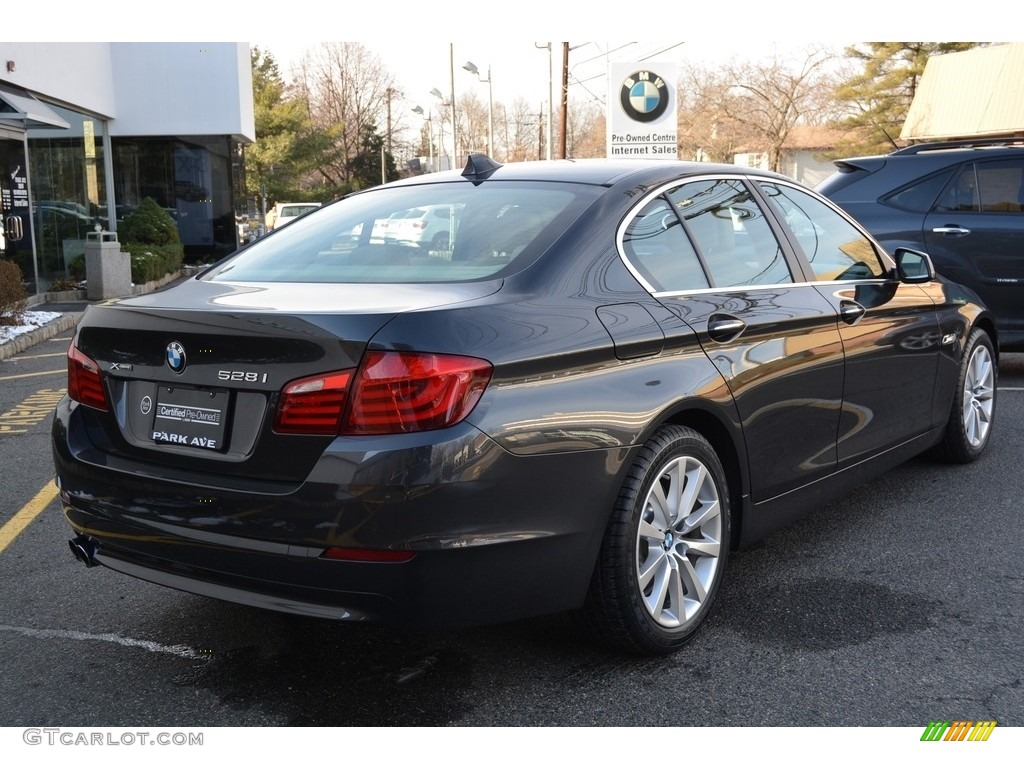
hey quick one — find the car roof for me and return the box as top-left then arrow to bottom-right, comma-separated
359,157 -> 793,195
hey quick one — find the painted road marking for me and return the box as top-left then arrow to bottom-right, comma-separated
0,625 -> 207,660
0,369 -> 65,382
0,387 -> 65,434
0,480 -> 58,554
12,352 -> 66,360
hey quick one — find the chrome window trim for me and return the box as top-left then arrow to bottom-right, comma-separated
616,172 -> 898,297
650,277 -> 894,300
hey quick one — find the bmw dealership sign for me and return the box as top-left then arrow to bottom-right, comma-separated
607,62 -> 678,158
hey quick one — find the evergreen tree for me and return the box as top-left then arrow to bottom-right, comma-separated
346,125 -> 399,190
246,48 -> 333,204
833,43 -> 981,156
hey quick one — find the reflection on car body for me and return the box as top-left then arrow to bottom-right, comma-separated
54,155 -> 997,655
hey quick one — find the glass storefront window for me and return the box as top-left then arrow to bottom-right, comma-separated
113,135 -> 238,263
27,103 -> 109,290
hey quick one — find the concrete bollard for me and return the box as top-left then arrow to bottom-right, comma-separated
84,231 -> 132,300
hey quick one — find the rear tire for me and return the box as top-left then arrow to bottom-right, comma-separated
583,426 -> 730,655
933,328 -> 996,463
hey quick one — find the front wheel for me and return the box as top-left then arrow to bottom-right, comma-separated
583,426 -> 730,655
933,328 -> 996,463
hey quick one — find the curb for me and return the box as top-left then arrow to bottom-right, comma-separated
0,312 -> 83,361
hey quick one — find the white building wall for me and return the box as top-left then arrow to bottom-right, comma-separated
0,42 -> 117,116
108,43 -> 254,140
0,42 -> 254,141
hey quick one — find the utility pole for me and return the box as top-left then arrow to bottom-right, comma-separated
559,42 -> 569,160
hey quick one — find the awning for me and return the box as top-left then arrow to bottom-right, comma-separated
0,83 -> 70,129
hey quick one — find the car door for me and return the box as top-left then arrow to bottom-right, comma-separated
923,157 -> 1024,337
622,177 -> 845,502
755,180 -> 941,468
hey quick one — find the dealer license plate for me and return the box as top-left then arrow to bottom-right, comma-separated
150,385 -> 229,451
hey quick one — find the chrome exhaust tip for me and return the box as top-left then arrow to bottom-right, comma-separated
68,535 -> 99,568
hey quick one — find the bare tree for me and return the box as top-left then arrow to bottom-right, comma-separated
564,97 -> 605,158
681,47 -> 842,171
291,43 -> 398,187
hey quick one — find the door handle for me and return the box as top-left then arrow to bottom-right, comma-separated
931,225 -> 971,236
4,216 -> 24,241
707,315 -> 745,342
839,301 -> 865,325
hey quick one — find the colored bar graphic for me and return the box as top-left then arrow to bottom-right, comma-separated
920,720 -> 997,742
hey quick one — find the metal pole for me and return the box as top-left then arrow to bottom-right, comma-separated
428,113 -> 434,173
449,44 -> 458,166
547,44 -> 553,160
558,42 -> 569,160
486,65 -> 494,158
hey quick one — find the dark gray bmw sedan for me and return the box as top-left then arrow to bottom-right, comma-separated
53,156 -> 997,654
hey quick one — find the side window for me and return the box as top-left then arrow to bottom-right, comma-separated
976,159 -> 1024,212
935,165 -> 980,212
667,179 -> 791,287
758,181 -> 885,281
621,197 -> 709,292
882,170 -> 955,212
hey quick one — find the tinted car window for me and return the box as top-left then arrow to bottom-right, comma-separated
977,159 -> 1024,212
279,204 -> 321,218
759,181 -> 885,280
882,169 -> 955,212
935,165 -> 980,212
621,197 -> 709,292
668,179 -> 791,288
209,182 -> 599,284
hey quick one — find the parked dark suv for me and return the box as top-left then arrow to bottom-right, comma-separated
818,139 -> 1024,350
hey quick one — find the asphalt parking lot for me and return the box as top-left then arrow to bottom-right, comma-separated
0,327 -> 1021,730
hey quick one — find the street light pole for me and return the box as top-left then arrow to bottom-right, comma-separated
535,43 -> 553,160
430,88 -> 452,171
449,43 -> 458,166
463,60 -> 494,158
412,105 -> 435,173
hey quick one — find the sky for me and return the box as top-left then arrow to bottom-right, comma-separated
260,40 -> 810,114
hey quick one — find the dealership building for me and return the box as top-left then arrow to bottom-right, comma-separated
0,42 -> 255,298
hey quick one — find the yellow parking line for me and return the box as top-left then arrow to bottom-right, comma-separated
14,352 -> 67,360
0,480 -> 59,554
0,369 -> 65,382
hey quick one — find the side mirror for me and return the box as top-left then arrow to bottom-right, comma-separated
894,247 -> 935,283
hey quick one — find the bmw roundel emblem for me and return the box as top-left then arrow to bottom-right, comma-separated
619,70 -> 670,123
166,341 -> 187,373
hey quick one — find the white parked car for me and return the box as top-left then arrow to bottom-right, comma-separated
269,202 -> 322,231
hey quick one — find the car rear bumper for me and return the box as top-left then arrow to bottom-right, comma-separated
53,398 -> 633,629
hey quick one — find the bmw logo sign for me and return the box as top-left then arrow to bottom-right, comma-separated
166,341 -> 187,373
620,70 -> 670,123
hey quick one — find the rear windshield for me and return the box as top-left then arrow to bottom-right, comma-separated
210,181 -> 599,283
279,204 -> 321,217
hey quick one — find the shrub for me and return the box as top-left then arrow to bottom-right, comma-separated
121,242 -> 184,284
119,198 -> 181,246
117,199 -> 183,285
0,259 -> 28,326
68,254 -> 86,281
48,277 -> 82,292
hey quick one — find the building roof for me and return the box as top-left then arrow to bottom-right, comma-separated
901,44 -> 1024,141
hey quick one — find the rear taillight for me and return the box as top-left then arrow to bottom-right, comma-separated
273,351 -> 492,436
67,344 -> 109,411
274,370 -> 353,434
343,351 -> 492,435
